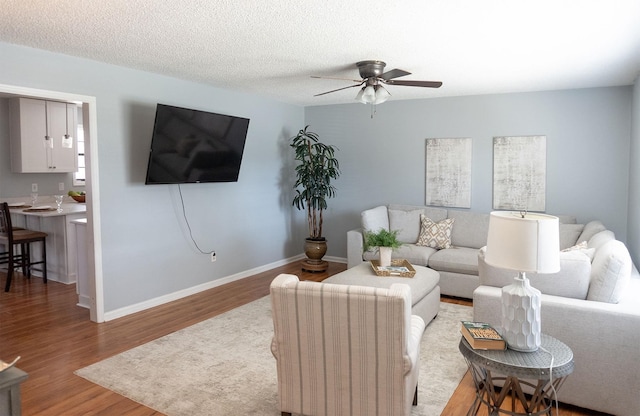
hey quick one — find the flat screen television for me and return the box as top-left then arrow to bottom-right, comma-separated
145,104 -> 250,184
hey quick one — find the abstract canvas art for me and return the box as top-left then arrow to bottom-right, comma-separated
493,135 -> 546,211
425,138 -> 472,208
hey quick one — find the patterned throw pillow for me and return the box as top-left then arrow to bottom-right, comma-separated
417,215 -> 455,249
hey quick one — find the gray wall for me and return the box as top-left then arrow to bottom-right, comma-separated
0,42 -> 306,313
2,41 -> 637,315
305,87 -> 634,261
627,77 -> 640,265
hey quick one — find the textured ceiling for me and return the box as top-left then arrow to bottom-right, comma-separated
2,0 -> 640,106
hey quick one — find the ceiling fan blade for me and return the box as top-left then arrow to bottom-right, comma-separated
311,75 -> 362,83
384,79 -> 443,88
314,83 -> 363,97
380,68 -> 411,80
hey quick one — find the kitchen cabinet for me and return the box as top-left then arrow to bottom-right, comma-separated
9,97 -> 78,173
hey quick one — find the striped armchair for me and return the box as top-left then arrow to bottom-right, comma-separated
270,274 -> 426,416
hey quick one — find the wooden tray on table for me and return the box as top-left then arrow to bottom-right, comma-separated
370,259 -> 416,278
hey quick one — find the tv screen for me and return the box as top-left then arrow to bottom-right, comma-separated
145,104 -> 250,184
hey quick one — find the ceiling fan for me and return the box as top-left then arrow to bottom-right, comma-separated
312,60 -> 442,105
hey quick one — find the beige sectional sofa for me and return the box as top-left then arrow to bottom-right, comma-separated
474,225 -> 640,416
348,203 -> 640,415
347,204 -> 581,298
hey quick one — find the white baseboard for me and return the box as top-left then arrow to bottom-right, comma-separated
104,254 -> 346,321
323,255 -> 347,264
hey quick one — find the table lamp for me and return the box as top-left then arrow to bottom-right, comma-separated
484,211 -> 560,352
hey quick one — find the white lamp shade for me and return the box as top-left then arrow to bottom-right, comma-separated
355,88 -> 365,103
485,211 -> 560,274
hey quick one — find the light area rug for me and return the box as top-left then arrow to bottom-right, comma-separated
76,297 -> 472,415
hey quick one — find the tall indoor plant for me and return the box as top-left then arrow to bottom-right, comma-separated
291,125 -> 340,271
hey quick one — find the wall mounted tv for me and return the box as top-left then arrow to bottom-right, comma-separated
145,104 -> 250,184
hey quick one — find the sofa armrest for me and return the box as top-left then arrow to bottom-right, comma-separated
347,228 -> 366,268
473,283 -> 640,416
406,315 -> 426,373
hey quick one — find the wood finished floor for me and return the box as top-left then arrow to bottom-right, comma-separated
0,262 -> 601,415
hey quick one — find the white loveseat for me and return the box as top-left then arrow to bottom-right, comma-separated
347,204 -> 581,298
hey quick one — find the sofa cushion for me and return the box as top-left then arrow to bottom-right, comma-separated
478,247 -> 591,299
556,215 -> 577,224
388,208 -> 422,243
417,216 -> 454,249
588,230 -> 615,250
388,204 -> 448,222
447,211 -> 490,249
429,247 -> 479,275
587,240 -> 632,303
363,244 -> 437,267
361,205 -> 389,233
578,220 -> 607,243
559,223 -> 585,250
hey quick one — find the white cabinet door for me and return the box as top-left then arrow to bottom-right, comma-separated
9,97 -> 78,173
10,98 -> 47,172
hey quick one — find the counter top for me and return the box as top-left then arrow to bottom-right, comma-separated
6,198 -> 87,285
9,202 -> 86,217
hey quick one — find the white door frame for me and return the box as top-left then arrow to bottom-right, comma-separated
1,83 -> 104,322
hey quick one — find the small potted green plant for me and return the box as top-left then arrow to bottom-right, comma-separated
364,229 -> 402,267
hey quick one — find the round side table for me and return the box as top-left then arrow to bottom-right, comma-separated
458,333 -> 574,416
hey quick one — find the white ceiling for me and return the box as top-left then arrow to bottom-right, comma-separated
2,0 -> 640,106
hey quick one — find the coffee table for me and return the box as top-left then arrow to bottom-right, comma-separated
323,262 -> 441,324
458,334 -> 574,416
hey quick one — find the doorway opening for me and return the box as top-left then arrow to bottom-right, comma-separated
0,83 -> 104,322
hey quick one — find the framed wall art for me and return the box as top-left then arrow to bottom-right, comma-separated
493,135 -> 546,211
425,137 -> 472,208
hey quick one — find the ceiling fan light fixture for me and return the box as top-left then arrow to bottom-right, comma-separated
356,85 -> 377,104
316,60 -> 442,108
373,85 -> 390,104
362,85 -> 376,103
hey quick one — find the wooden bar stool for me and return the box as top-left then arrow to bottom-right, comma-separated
0,202 -> 48,292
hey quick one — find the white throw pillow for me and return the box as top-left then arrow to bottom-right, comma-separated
361,206 -> 389,233
561,241 -> 596,260
417,215 -> 454,249
578,220 -> 607,243
588,230 -> 615,251
388,209 -> 422,243
587,240 -> 632,303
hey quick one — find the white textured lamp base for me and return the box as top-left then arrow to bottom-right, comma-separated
501,274 -> 542,352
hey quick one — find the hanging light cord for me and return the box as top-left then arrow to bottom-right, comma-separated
65,104 -> 69,139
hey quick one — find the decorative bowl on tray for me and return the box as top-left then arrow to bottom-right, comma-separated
70,194 -> 86,203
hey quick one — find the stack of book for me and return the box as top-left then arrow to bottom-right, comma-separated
460,321 -> 506,350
